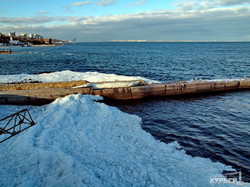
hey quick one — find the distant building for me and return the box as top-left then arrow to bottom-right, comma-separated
9,32 -> 16,37
9,36 -> 25,45
29,33 -> 43,39
29,34 -> 34,38
37,34 -> 43,39
20,33 -> 27,37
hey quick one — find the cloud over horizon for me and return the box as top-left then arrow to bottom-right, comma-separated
175,0 -> 250,10
218,0 -> 250,6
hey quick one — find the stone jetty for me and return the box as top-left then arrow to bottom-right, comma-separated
0,79 -> 249,105
0,50 -> 12,54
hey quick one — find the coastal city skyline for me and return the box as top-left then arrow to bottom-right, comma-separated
0,0 -> 250,42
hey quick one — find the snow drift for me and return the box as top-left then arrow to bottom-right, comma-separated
0,70 -> 159,84
0,94 -> 235,187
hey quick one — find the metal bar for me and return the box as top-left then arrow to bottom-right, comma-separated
3,115 -> 14,129
0,109 -> 27,122
19,112 -> 34,124
0,127 -> 12,135
26,109 -> 35,125
13,114 -> 17,134
0,108 -> 36,144
0,125 -> 34,143
5,121 -> 29,132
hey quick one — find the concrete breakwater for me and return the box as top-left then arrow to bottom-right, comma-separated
0,79 -> 249,105
0,50 -> 12,54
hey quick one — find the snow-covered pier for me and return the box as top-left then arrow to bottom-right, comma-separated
0,78 -> 249,105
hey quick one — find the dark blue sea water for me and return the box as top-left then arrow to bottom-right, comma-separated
1,42 -> 250,181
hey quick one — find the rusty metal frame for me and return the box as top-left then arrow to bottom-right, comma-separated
0,109 -> 35,143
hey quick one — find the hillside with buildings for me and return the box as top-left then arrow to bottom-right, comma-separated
0,31 -> 70,46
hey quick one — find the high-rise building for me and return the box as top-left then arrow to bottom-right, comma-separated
9,32 -> 16,37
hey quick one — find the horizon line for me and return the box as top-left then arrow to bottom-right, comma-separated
73,40 -> 250,43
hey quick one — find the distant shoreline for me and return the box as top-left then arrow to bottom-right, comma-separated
107,40 -> 250,43
0,44 -> 64,48
32,44 -> 64,47
65,40 -> 250,43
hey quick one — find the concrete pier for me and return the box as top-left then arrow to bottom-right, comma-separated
0,79 -> 249,105
0,50 -> 12,54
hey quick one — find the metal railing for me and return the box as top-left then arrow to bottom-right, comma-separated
0,109 -> 35,143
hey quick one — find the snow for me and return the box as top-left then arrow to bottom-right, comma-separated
74,80 -> 145,89
0,70 -> 159,84
0,94 -> 236,187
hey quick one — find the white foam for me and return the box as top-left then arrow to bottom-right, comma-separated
0,70 -> 159,84
0,95 -> 235,186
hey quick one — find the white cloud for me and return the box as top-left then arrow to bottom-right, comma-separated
36,11 -> 49,14
67,1 -> 93,7
66,0 -> 116,8
0,16 -> 58,25
64,0 -> 115,12
217,0 -> 250,6
174,0 -> 250,10
130,0 -> 148,7
1,6 -> 250,41
64,1 -> 93,13
96,0 -> 116,6
2,7 -> 250,26
174,0 -> 218,10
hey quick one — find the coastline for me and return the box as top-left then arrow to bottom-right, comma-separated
32,44 -> 64,47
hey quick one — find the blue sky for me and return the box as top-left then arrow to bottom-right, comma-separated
1,0 -> 175,17
0,0 -> 250,41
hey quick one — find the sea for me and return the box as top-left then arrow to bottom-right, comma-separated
1,42 -> 250,182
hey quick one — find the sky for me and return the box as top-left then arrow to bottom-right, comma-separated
0,0 -> 250,42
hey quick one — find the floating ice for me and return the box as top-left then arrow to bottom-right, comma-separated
0,95 -> 236,186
